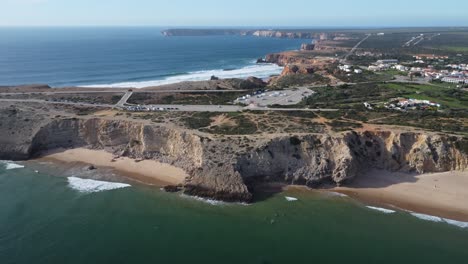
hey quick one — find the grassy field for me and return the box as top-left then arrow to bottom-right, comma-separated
296,82 -> 468,134
441,46 -> 468,53
382,83 -> 468,109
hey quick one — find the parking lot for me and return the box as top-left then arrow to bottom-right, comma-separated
234,87 -> 315,106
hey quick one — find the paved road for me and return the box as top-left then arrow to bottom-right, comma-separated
344,34 -> 370,61
0,98 -> 340,113
115,91 -> 133,108
0,89 -> 246,96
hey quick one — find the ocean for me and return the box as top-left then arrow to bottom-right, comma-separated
0,27 -> 304,88
1,161 -> 468,264
2,27 -> 468,263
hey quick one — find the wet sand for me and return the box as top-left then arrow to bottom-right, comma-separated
38,148 -> 188,186
332,170 -> 468,221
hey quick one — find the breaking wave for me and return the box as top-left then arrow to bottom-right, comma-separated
180,194 -> 226,205
285,196 -> 299,202
410,212 -> 444,223
68,177 -> 131,193
0,160 -> 25,170
366,206 -> 396,214
444,219 -> 468,229
81,63 -> 283,88
410,212 -> 468,229
327,192 -> 349,198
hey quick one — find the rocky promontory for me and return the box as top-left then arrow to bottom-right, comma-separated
1,102 -> 466,202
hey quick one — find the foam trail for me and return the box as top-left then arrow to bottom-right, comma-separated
0,160 -> 25,170
82,63 -> 283,88
327,192 -> 348,197
443,219 -> 468,229
68,177 -> 131,193
410,212 -> 468,229
366,206 -> 396,214
411,212 -> 444,222
285,196 -> 299,202
180,194 -> 225,206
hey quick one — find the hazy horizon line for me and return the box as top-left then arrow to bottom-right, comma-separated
1,25 -> 468,29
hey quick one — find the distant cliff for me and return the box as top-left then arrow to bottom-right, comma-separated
1,103 -> 466,203
162,29 -> 316,39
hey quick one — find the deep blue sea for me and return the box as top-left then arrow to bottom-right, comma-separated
0,27 -> 304,88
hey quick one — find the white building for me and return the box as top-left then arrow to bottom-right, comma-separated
376,59 -> 398,65
442,77 -> 468,84
394,65 -> 409,71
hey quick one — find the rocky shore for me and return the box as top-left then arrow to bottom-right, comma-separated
1,102 -> 466,203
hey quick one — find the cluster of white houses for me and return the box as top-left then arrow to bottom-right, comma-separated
338,64 -> 363,74
368,59 -> 399,72
386,98 -> 441,111
368,59 -> 468,84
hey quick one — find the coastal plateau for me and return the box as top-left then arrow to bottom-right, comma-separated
0,102 -> 466,203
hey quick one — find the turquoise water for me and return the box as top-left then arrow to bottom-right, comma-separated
1,162 -> 468,264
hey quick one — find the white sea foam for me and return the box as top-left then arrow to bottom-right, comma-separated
327,192 -> 349,197
443,219 -> 468,229
180,194 -> 226,205
67,177 -> 131,193
366,206 -> 396,214
0,160 -> 25,170
81,63 -> 283,88
285,196 -> 298,202
410,212 -> 444,222
410,212 -> 468,229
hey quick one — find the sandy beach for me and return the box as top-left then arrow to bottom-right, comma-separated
332,170 -> 468,221
38,148 -> 188,186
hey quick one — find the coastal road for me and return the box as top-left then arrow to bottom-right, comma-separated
124,103 -> 338,113
115,91 -> 133,108
0,89 -> 247,96
344,34 -> 371,61
0,98 -> 339,112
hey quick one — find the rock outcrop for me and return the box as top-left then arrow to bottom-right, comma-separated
301,43 -> 315,51
1,104 -> 466,202
265,52 -> 337,77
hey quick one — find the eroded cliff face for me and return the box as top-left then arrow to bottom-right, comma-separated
265,52 -> 337,76
1,115 -> 467,202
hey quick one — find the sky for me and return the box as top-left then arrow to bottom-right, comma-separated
0,0 -> 467,27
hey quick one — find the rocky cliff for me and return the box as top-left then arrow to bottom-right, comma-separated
1,106 -> 466,202
264,52 -> 337,76
162,29 -> 316,39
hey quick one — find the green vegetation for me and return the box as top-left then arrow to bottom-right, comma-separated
296,82 -> 468,134
128,92 -> 244,105
202,114 -> 257,135
334,70 -> 394,83
271,74 -> 329,88
382,83 -> 468,109
180,112 -> 218,129
327,119 -> 363,132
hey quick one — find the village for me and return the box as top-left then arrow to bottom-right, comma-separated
337,54 -> 468,86
366,57 -> 468,85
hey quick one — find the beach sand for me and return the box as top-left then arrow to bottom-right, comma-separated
332,170 -> 468,221
38,148 -> 188,186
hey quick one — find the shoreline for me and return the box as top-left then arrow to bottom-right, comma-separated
36,148 -> 468,222
36,148 -> 188,186
329,169 -> 468,222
